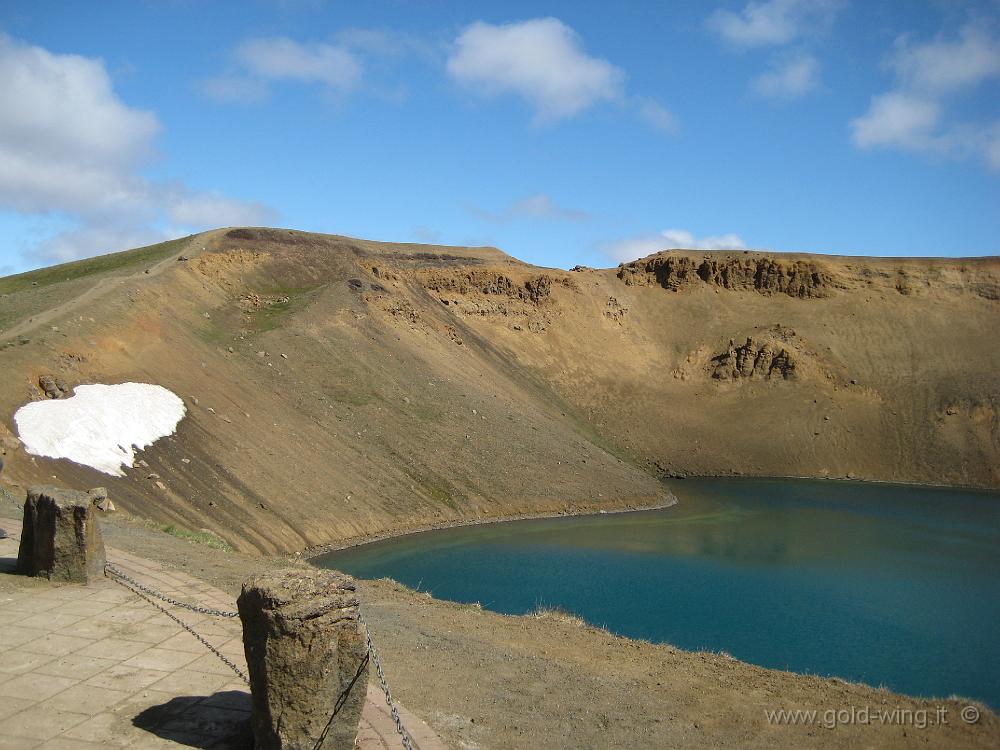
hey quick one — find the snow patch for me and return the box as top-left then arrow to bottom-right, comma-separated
14,383 -> 186,476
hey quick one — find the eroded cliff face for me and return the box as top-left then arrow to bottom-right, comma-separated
419,269 -> 575,305
617,253 -> 835,298
618,249 -> 1000,301
411,268 -> 579,333
712,337 -> 798,381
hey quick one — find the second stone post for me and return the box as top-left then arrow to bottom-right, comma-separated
238,569 -> 369,750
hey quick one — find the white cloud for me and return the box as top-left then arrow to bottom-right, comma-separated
984,121 -> 1000,170
34,224 -> 175,265
708,0 -> 842,48
0,34 -> 158,216
412,225 -> 442,243
165,190 -> 274,228
0,34 -> 275,265
850,92 -> 942,151
333,28 -> 435,60
636,97 -> 679,133
660,229 -> 746,251
607,229 -> 746,263
851,26 -> 1000,168
890,25 -> 1000,95
236,37 -> 361,89
751,53 -> 819,97
447,18 -> 625,123
201,37 -> 362,103
470,194 -> 590,223
198,75 -> 269,104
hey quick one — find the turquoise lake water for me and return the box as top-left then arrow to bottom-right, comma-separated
314,478 -> 1000,708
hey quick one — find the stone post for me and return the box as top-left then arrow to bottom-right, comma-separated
238,569 -> 369,750
17,486 -> 106,582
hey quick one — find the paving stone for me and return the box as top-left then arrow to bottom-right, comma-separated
35,738 -> 108,750
157,631 -> 226,654
149,669 -> 230,696
0,649 -> 55,675
21,633 -> 93,656
155,704 -> 250,741
0,672 -> 79,701
140,613 -> 184,628
0,624 -> 43,648
42,683 -> 131,714
75,637 -> 150,661
122,647 -> 201,672
32,587 -> 97,602
34,654 -> 118,681
0,733 -> 41,749
87,588 -> 137,604
85,663 -> 172,692
0,704 -> 89,740
59,712 -> 131,745
17,612 -> 87,630
0,695 -> 36,721
53,600 -> 115,617
53,618 -> 129,641
88,607 -> 156,628
109,688 -> 187,719
105,623 -> 177,645
0,608 -> 26,625
185,652 -> 243,676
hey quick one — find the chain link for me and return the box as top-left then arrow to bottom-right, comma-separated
358,608 -> 415,750
106,563 -> 250,684
105,560 -> 415,749
104,561 -> 240,618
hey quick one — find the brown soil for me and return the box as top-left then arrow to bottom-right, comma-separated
1,228 -> 997,554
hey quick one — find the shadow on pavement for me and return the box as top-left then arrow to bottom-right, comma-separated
132,690 -> 252,749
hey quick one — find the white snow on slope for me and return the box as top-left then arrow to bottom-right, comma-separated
14,383 -> 186,476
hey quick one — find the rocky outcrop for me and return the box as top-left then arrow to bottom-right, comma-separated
88,487 -> 115,512
238,569 -> 368,750
618,252 -> 835,298
38,374 -> 69,399
523,275 -> 554,303
712,337 -> 798,381
17,486 -> 106,582
422,270 -> 575,305
604,297 -> 628,324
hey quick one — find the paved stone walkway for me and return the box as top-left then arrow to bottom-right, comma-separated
0,518 -> 442,749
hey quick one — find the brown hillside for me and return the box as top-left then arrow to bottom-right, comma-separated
1,228 -> 997,553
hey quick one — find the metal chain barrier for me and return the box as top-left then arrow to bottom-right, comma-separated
358,608 -> 415,750
105,561 -> 240,618
105,560 -> 416,749
105,562 -> 250,684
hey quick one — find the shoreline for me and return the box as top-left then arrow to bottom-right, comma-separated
301,470 -> 1000,562
301,491 -> 680,561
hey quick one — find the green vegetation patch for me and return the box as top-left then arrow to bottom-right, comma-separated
249,285 -> 324,333
133,518 -> 234,551
0,236 -> 191,294
160,523 -> 234,551
409,472 -> 460,510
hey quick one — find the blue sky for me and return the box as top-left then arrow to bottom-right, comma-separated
1,0 -> 998,274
